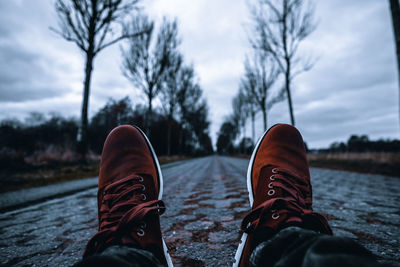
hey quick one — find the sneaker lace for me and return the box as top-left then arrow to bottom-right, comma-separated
241,167 -> 332,235
84,174 -> 165,257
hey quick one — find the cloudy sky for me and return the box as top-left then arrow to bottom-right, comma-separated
0,0 -> 398,148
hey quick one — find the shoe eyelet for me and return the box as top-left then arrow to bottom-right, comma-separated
141,184 -> 146,191
272,213 -> 280,219
101,199 -> 105,204
268,182 -> 273,188
141,194 -> 147,201
246,222 -> 251,229
157,203 -> 162,213
157,203 -> 165,213
270,175 -> 275,181
139,222 -> 147,229
137,229 -> 145,236
268,189 -> 275,196
272,168 -> 278,173
103,191 -> 106,195
138,177 -> 144,182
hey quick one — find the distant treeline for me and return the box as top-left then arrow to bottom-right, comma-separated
312,135 -> 400,153
216,128 -> 400,155
0,97 -> 213,167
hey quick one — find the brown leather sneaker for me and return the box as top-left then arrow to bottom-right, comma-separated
83,125 -> 173,267
233,124 -> 332,267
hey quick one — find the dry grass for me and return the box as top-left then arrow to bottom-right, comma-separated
0,162 -> 100,193
307,152 -> 400,164
0,155 -> 189,193
24,146 -> 100,166
308,152 -> 400,177
158,155 -> 190,165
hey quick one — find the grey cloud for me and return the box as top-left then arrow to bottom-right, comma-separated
0,0 -> 74,103
294,85 -> 398,148
0,43 -> 67,102
0,85 -> 63,102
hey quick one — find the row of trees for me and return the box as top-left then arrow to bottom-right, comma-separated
89,97 -> 213,156
217,0 -> 316,154
120,16 -> 212,156
322,135 -> 400,153
52,0 -> 210,158
0,97 -> 213,168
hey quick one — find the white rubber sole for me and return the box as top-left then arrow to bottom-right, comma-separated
232,233 -> 248,267
232,126 -> 274,267
134,126 -> 164,200
134,126 -> 174,267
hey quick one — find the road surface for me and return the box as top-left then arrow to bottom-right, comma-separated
0,156 -> 399,266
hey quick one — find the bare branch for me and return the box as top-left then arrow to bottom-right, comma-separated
95,28 -> 149,54
72,0 -> 90,30
53,0 -> 141,56
49,26 -> 87,52
251,0 -> 316,80
54,2 -> 85,48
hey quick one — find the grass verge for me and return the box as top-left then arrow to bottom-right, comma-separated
308,153 -> 400,177
0,156 -> 189,193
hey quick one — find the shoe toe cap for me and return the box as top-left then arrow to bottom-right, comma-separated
253,124 -> 309,187
99,125 -> 157,189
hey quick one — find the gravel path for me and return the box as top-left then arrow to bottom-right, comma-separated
0,156 -> 399,266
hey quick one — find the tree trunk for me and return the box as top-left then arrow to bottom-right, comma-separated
242,124 -> 246,154
262,109 -> 267,131
251,111 -> 255,144
178,126 -> 182,155
180,128 -> 185,155
285,61 -> 295,126
389,0 -> 400,129
146,95 -> 153,137
77,52 -> 94,159
167,116 -> 171,156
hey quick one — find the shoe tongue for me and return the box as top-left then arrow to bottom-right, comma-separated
259,165 -> 276,175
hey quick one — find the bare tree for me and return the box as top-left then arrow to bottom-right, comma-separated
240,75 -> 258,143
242,52 -> 282,131
232,89 -> 250,143
52,0 -> 144,156
250,0 -> 317,126
176,65 -> 201,154
161,53 -> 183,156
216,115 -> 239,154
121,16 -> 179,136
389,0 -> 400,129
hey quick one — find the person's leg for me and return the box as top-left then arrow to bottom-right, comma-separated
233,124 -> 384,267
74,125 -> 173,267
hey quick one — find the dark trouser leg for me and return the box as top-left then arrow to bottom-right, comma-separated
73,245 -> 164,267
250,226 -> 390,267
